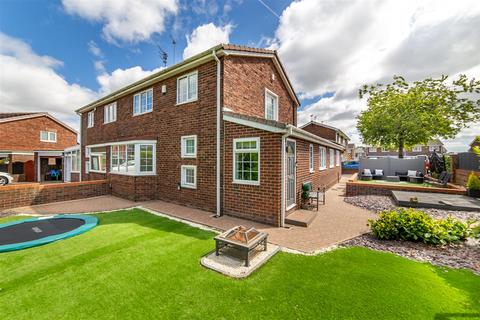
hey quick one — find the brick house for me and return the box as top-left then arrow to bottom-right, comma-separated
75,44 -> 344,226
300,121 -> 350,158
366,139 -> 447,157
0,113 -> 78,182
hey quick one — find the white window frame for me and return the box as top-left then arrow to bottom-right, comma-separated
233,137 -> 260,186
87,111 -> 94,128
104,102 -> 117,124
109,142 -> 156,176
89,148 -> 107,173
309,144 -> 314,173
413,145 -> 422,152
176,71 -> 198,105
69,149 -> 81,173
336,150 -> 341,167
319,146 -> 327,170
368,147 -> 377,153
428,146 -> 437,152
133,88 -> 153,116
181,135 -> 197,158
264,88 -> 279,121
181,165 -> 197,189
329,148 -> 335,168
40,131 -> 57,142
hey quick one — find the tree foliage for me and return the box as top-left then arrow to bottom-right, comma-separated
472,136 -> 480,157
357,75 -> 480,157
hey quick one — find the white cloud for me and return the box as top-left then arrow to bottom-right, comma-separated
271,0 -> 480,152
183,23 -> 232,59
87,40 -> 103,57
62,0 -> 178,44
96,66 -> 163,95
0,32 -> 95,130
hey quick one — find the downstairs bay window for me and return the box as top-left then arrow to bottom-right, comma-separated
111,142 -> 156,175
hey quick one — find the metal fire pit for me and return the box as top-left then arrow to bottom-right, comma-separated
214,225 -> 268,267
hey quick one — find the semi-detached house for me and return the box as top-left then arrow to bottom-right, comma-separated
75,44 -> 344,227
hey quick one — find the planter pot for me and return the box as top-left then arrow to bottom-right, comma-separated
467,188 -> 480,198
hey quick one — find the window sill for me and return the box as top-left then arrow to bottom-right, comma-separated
181,154 -> 197,159
233,180 -> 260,186
176,98 -> 198,106
89,170 -> 106,174
40,140 -> 56,143
309,169 -> 314,173
103,120 -> 117,125
319,167 -> 327,171
110,171 -> 156,177
181,184 -> 197,189
133,110 -> 153,117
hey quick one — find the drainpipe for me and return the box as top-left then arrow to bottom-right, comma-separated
213,49 -> 221,217
280,126 -> 293,227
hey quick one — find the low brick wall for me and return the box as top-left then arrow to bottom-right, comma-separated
345,180 -> 466,197
454,169 -> 480,187
0,180 -> 109,211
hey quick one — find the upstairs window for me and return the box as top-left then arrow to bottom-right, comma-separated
181,135 -> 197,158
309,144 -> 314,172
319,146 -> 327,170
233,138 -> 260,185
133,88 -> 153,115
177,71 -> 198,104
87,111 -> 94,128
265,89 -> 279,121
40,131 -> 57,142
104,102 -> 117,123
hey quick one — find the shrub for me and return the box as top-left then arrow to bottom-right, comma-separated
466,172 -> 480,190
368,208 -> 476,245
301,184 -> 311,201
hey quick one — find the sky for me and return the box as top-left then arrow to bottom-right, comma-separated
0,0 -> 479,152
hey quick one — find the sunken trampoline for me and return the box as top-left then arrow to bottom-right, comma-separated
0,214 -> 98,252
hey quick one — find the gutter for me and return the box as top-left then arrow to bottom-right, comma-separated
213,49 -> 221,217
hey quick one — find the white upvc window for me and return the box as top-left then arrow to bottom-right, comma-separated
264,88 -> 279,121
336,150 -> 341,167
181,165 -> 197,189
70,149 -> 81,172
177,71 -> 198,104
133,88 -> 153,115
233,137 -> 260,185
329,148 -> 334,168
309,144 -> 314,172
368,147 -> 377,153
87,111 -> 94,128
40,131 -> 57,142
181,135 -> 197,158
413,145 -> 422,152
104,102 -> 117,124
89,147 -> 107,173
110,143 -> 156,176
319,146 -> 327,170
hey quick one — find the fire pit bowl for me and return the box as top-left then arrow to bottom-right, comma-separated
214,225 -> 268,267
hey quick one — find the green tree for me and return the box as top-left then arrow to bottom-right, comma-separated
357,75 -> 480,158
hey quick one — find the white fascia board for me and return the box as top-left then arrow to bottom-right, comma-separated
223,114 -> 286,133
85,140 -> 157,148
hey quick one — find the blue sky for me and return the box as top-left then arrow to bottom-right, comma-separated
1,0 -> 479,151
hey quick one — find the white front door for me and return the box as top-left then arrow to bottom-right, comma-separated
286,140 -> 296,209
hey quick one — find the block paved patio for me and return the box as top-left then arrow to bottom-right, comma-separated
1,175 -> 376,253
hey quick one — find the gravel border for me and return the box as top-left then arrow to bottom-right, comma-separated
344,195 -> 480,221
340,234 -> 480,275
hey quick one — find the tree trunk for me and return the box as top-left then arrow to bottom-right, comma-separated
398,136 -> 404,159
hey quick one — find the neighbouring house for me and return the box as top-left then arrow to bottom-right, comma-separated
354,146 -> 366,160
345,143 -> 355,160
0,113 -> 78,182
366,139 -> 447,158
75,44 -> 344,226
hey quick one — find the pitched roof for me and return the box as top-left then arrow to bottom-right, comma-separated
299,121 -> 351,140
0,112 -> 78,134
75,43 -> 300,114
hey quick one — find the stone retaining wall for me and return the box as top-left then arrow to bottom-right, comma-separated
0,180 -> 109,211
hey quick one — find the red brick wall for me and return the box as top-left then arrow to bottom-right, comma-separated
223,56 -> 297,125
0,116 -> 77,151
110,174 -> 157,201
81,61 -> 218,212
302,123 -> 336,142
223,121 -> 283,226
291,139 -> 341,212
0,180 -> 109,211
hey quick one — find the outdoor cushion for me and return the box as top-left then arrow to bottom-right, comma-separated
407,170 -> 417,177
374,169 -> 383,176
363,169 -> 372,176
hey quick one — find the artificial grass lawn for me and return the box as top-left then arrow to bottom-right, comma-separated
0,210 -> 478,319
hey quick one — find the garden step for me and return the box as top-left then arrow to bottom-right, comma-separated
285,210 -> 317,227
